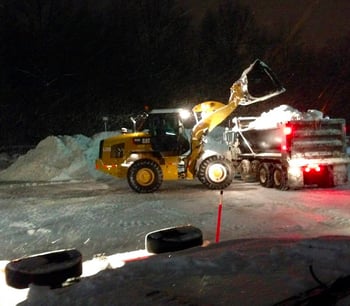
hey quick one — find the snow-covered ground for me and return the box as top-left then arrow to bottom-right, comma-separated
2,237 -> 350,306
0,108 -> 350,305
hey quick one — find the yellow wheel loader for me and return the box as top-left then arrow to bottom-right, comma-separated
95,59 -> 285,193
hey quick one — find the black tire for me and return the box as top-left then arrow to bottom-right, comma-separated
197,155 -> 233,190
127,159 -> 163,193
146,225 -> 203,254
258,163 -> 273,188
273,165 -> 289,190
5,249 -> 82,289
240,159 -> 255,182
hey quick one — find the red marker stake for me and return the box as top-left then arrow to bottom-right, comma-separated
215,190 -> 223,243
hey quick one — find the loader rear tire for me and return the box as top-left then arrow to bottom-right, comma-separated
198,155 -> 233,190
127,159 -> 163,193
258,163 -> 273,188
145,225 -> 203,254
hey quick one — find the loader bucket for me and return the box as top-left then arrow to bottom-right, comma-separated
193,59 -> 285,137
232,59 -> 285,106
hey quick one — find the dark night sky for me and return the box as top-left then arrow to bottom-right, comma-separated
1,0 -> 349,145
182,0 -> 350,50
245,0 -> 349,49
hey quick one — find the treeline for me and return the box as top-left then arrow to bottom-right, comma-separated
0,0 -> 349,145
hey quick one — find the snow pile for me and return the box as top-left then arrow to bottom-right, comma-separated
248,104 -> 324,129
0,132 -> 117,182
0,152 -> 13,171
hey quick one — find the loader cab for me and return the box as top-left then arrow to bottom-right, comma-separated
147,109 -> 191,156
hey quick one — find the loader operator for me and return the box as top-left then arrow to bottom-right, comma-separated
150,113 -> 190,155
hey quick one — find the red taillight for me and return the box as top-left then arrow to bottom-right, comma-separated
281,125 -> 292,152
304,164 -> 321,172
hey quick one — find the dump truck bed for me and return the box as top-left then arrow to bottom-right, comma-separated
238,118 -> 347,159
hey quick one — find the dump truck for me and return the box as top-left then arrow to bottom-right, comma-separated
223,107 -> 350,190
95,59 -> 285,193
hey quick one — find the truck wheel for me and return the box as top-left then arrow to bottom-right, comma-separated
127,159 -> 163,193
5,249 -> 82,289
273,165 -> 289,190
258,163 -> 273,188
197,155 -> 233,190
146,225 -> 203,254
240,159 -> 255,182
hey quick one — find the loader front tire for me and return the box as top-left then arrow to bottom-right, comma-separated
198,155 -> 233,190
127,159 -> 163,193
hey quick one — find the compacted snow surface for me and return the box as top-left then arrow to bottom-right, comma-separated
0,106 -> 350,305
2,237 -> 350,306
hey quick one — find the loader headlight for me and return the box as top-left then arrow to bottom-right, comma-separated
179,109 -> 191,120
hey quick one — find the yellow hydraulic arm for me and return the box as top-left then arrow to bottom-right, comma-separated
187,59 -> 285,174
